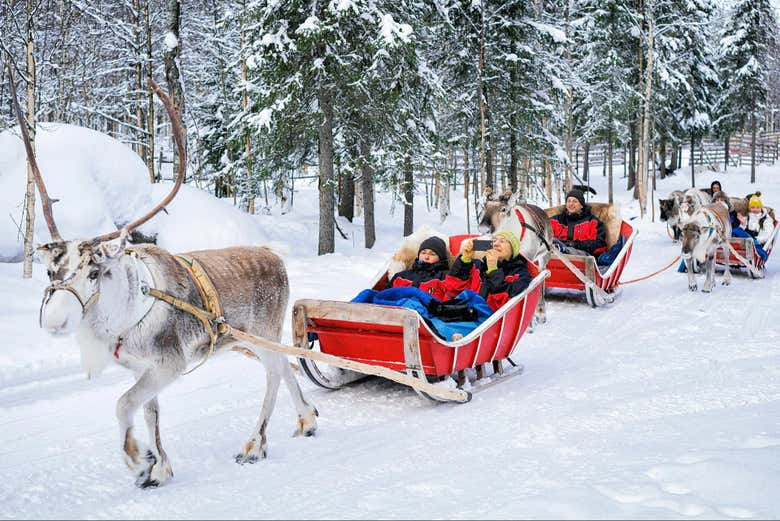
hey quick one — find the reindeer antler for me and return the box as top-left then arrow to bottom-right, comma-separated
6,62 -> 63,242
90,80 -> 186,244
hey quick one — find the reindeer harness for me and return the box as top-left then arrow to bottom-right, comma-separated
141,254 -> 228,375
513,208 -> 552,252
112,251 -> 227,375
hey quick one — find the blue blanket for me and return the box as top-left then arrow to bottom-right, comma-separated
352,287 -> 493,340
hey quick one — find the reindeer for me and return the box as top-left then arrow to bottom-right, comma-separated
679,188 -> 712,224
477,189 -> 553,324
659,190 -> 685,241
9,72 -> 317,488
680,200 -> 733,293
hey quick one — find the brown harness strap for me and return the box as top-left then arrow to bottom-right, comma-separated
143,255 -> 228,375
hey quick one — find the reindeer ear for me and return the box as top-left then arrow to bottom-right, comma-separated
507,191 -> 519,207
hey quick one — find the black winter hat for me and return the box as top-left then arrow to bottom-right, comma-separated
418,236 -> 449,262
566,189 -> 587,207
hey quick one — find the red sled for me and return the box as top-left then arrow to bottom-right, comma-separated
543,203 -> 637,307
292,236 -> 549,403
716,216 -> 778,279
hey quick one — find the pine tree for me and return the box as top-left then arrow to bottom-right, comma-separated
717,0 -> 779,183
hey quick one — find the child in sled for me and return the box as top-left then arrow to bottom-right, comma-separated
386,236 -> 450,300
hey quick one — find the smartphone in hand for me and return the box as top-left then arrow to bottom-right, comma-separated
472,239 -> 493,251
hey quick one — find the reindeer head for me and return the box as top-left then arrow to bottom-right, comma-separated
680,211 -> 714,263
5,68 -> 186,338
477,190 -> 517,234
658,198 -> 677,222
680,221 -> 701,258
38,239 -> 126,335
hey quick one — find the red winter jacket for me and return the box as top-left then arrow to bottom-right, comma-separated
550,206 -> 607,256
444,254 -> 532,311
387,260 -> 449,300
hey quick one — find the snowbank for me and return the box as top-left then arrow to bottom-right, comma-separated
0,124 -> 157,259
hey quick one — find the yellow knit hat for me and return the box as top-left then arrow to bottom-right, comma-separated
494,230 -> 521,258
749,192 -> 763,209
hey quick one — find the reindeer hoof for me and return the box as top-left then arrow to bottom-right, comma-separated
689,284 -> 697,292
293,413 -> 318,438
294,426 -> 317,438
235,451 -> 265,465
136,476 -> 160,489
134,450 -> 172,488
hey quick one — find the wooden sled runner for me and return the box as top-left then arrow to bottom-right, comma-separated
293,237 -> 549,403
543,203 -> 638,307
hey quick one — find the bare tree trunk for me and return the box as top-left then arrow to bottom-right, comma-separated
658,138 -> 667,178
690,134 -> 696,188
627,122 -> 636,191
361,138 -> 375,248
509,128 -> 518,193
317,87 -> 335,255
145,0 -> 155,182
438,161 -> 450,225
723,135 -> 730,172
164,0 -> 184,175
583,141 -> 590,182
403,154 -> 414,236
240,8 -> 254,213
607,135 -> 614,204
670,144 -> 678,177
463,147 -> 471,233
545,160 -> 552,204
338,168 -> 355,222
637,0 -> 653,217
478,0 -> 487,192
133,0 -> 148,168
750,108 -> 757,183
22,0 -> 37,279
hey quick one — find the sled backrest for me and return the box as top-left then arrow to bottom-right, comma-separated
544,203 -> 623,248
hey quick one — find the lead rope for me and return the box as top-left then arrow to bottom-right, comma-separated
619,255 -> 682,285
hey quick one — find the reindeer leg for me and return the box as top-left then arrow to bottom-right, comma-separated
235,360 -> 281,464
721,242 -> 732,286
685,257 -> 698,291
138,397 -> 173,488
279,354 -> 318,438
702,255 -> 715,293
116,367 -> 178,487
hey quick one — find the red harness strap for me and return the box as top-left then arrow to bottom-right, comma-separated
114,337 -> 123,359
514,208 -> 527,241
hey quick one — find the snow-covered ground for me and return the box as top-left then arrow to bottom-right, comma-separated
1,139 -> 779,519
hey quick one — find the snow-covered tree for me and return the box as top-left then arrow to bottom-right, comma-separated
717,0 -> 779,182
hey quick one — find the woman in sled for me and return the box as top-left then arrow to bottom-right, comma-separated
733,193 -> 775,261
445,230 -> 532,312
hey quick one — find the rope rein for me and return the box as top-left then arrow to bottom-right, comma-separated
619,255 -> 682,285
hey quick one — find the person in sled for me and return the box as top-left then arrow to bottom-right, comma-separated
386,236 -> 450,300
550,189 -> 607,259
732,193 -> 774,261
710,180 -> 722,195
445,230 -> 532,312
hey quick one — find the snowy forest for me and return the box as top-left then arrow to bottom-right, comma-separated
2,0 -> 780,256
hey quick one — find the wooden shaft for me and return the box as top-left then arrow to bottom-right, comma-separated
227,326 -> 471,403
727,242 -> 761,277
551,248 -> 613,302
